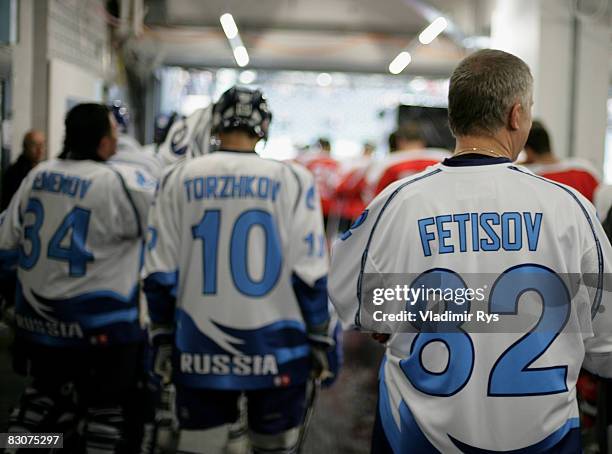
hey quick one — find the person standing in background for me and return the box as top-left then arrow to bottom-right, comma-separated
1,130 -> 46,209
329,49 -> 612,453
334,142 -> 375,233
363,124 -> 449,202
144,87 -> 334,454
295,137 -> 340,228
0,104 -> 154,452
523,120 -> 600,202
109,101 -> 163,180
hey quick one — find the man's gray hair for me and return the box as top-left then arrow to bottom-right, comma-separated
448,49 -> 533,137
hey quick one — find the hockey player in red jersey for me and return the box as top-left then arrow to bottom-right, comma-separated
365,123 -> 449,200
295,138 -> 340,225
524,120 -> 600,202
334,142 -> 374,233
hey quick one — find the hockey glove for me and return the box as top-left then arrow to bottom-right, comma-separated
149,324 -> 174,385
307,331 -> 335,382
371,333 -> 390,344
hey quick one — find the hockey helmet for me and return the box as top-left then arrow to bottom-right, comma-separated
110,100 -> 129,134
212,86 -> 272,140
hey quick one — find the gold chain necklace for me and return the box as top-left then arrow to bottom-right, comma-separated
453,147 -> 506,158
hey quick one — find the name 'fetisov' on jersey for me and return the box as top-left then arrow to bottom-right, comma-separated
142,151 -> 330,390
329,160 -> 612,453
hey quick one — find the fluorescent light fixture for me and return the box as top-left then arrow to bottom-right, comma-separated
316,72 -> 332,87
239,70 -> 257,84
220,13 -> 250,68
233,46 -> 249,67
220,13 -> 238,39
388,51 -> 412,75
418,17 -> 448,45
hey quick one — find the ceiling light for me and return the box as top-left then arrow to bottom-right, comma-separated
388,52 -> 412,75
418,17 -> 448,45
220,13 -> 238,39
316,73 -> 332,87
233,46 -> 249,67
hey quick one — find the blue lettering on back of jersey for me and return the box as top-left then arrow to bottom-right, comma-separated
480,213 -> 500,251
418,212 -> 543,256
184,175 -> 281,203
524,212 -> 543,251
32,171 -> 92,200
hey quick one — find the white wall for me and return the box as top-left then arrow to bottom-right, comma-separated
535,0 -> 573,158
10,0 -> 34,161
573,17 -> 609,171
47,58 -> 103,158
491,0 -> 610,169
10,0 -> 109,161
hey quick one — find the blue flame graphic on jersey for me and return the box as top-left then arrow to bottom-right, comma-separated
173,308 -> 311,389
13,282 -> 143,346
377,359 -> 581,453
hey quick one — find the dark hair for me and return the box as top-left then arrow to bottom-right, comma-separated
396,122 -> 424,143
448,49 -> 533,137
388,131 -> 397,152
59,103 -> 112,160
525,120 -> 551,155
318,138 -> 331,151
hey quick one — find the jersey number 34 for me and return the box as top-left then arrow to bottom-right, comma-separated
19,198 -> 94,277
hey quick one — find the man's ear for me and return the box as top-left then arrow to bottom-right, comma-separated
508,102 -> 522,131
97,136 -> 110,159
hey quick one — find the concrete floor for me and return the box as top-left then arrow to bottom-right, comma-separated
303,331 -> 384,454
0,326 -> 384,453
0,323 -> 26,431
1,327 -> 606,453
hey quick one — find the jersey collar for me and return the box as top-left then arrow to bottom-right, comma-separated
442,154 -> 512,167
213,148 -> 258,155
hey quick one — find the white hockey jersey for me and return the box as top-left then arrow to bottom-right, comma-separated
0,158 -> 155,347
110,134 -> 163,180
329,156 -> 612,453
156,107 -> 212,169
143,150 -> 329,390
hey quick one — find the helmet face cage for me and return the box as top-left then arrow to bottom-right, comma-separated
212,86 -> 272,141
110,101 -> 129,134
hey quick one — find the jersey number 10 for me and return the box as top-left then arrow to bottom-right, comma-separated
192,209 -> 282,297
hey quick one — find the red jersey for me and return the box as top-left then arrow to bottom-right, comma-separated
366,149 -> 450,199
295,152 -> 340,216
334,157 -> 371,220
527,159 -> 600,202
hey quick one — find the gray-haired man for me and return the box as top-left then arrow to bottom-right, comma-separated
329,49 -> 612,452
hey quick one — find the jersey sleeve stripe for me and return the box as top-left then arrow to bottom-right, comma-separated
280,162 -> 303,213
508,166 -> 603,318
108,166 -> 143,237
291,273 -> 329,328
160,159 -> 189,189
356,168 -> 443,326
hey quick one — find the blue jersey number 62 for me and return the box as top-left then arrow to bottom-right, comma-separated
401,265 -> 570,397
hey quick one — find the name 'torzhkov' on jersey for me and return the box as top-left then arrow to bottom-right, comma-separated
184,175 -> 281,202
